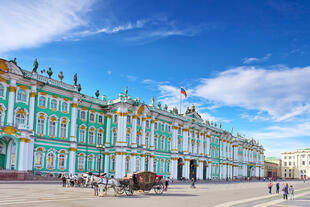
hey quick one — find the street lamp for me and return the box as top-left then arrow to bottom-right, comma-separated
96,144 -> 105,176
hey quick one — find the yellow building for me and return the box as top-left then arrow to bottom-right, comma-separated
264,157 -> 281,179
281,147 -> 310,179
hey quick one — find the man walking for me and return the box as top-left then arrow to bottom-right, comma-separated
276,182 -> 280,194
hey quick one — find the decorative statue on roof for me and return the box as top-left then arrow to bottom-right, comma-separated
185,107 -> 190,114
95,90 -> 100,98
73,73 -> 78,86
11,58 -> 17,65
58,71 -> 64,82
219,122 -> 222,128
32,58 -> 38,73
190,104 -> 195,112
214,122 -> 217,127
77,84 -> 82,93
151,96 -> 155,106
173,107 -> 178,114
164,104 -> 168,111
125,86 -> 128,96
211,121 -> 213,126
206,120 -> 210,126
47,67 -> 53,78
157,101 -> 161,109
231,127 -> 234,134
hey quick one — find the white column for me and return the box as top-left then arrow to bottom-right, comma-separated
18,140 -> 25,171
105,114 -> 111,146
198,161 -> 203,179
116,109 -> 123,147
131,114 -> 137,147
141,155 -> 146,171
28,138 -> 34,171
131,153 -> 137,172
199,132 -> 204,156
208,161 -> 211,179
149,155 -> 154,172
122,113 -> 127,146
182,128 -> 188,154
68,148 -> 76,175
115,153 -> 122,178
28,86 -> 37,130
121,154 -> 126,177
172,125 -> 178,153
141,117 -> 146,148
150,118 -> 155,150
104,153 -> 109,173
171,158 -> 178,179
70,98 -> 78,142
7,80 -> 16,126
184,158 -> 190,179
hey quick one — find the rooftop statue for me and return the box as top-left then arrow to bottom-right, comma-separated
157,101 -> 161,109
164,104 -> 168,111
219,122 -> 222,128
95,90 -> 100,98
206,120 -> 210,126
77,84 -> 82,93
11,58 -> 17,65
73,73 -> 78,86
151,96 -> 155,106
32,58 -> 38,73
125,86 -> 128,96
47,67 -> 53,78
58,72 -> 64,82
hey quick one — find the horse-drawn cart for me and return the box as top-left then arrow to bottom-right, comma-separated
118,171 -> 165,196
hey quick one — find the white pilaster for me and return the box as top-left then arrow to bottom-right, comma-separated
104,153 -> 109,173
131,114 -> 137,147
150,118 -> 155,150
7,80 -> 16,126
70,97 -> 78,142
105,114 -> 111,146
18,140 -> 25,171
28,85 -> 36,130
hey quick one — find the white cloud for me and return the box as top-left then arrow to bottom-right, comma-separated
126,75 -> 137,82
107,70 -> 112,75
243,53 -> 271,64
0,0 -> 94,53
194,65 -> 310,121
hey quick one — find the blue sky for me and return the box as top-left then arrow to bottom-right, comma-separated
1,0 -> 310,157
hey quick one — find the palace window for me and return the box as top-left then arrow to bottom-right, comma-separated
98,115 -> 103,124
34,151 -> 43,168
58,154 -> 65,169
178,139 -> 182,152
145,136 -> 149,149
89,113 -> 95,122
137,117 -> 141,126
48,120 -> 56,137
37,118 -> 45,135
125,158 -> 130,172
50,99 -> 57,110
154,138 -> 158,150
154,122 -> 158,130
153,160 -> 157,173
113,114 -> 117,123
167,161 -> 171,173
87,157 -> 94,171
89,131 -> 94,144
197,143 -> 199,154
97,131 -> 103,145
0,84 -> 4,97
112,128 -> 117,145
161,123 -> 165,132
126,128 -> 131,146
46,152 -> 55,169
178,128 -> 181,135
136,158 -> 140,172
15,113 -> 25,128
160,160 -> 164,174
79,128 -> 86,143
80,111 -> 86,120
17,89 -> 26,102
168,125 -> 171,133
146,120 -> 150,128
167,139 -> 171,152
0,111 -> 2,125
111,156 -> 116,171
61,102 -> 68,112
127,115 -> 131,125
303,161 -> 306,165
39,96 -> 46,107
78,155 -> 85,171
60,122 -> 67,138
160,138 -> 164,151
137,134 -> 141,147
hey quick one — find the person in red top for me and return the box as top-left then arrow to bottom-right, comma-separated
268,181 -> 273,194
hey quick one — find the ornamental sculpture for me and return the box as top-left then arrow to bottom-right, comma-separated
32,58 -> 38,73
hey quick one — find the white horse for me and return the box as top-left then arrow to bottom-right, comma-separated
90,175 -> 120,196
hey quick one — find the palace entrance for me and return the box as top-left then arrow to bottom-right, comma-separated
189,159 -> 197,180
0,136 -> 17,170
177,158 -> 183,180
203,161 -> 207,180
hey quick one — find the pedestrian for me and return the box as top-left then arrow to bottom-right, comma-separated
61,174 -> 66,187
268,181 -> 273,194
282,183 -> 288,200
289,185 -> 294,200
190,178 -> 196,189
164,179 -> 169,192
276,182 -> 280,194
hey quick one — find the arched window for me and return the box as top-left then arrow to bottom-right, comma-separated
137,117 -> 141,126
0,84 -> 4,96
136,158 -> 140,172
146,120 -> 150,128
80,111 -> 86,120
125,157 -> 130,172
167,139 -> 171,152
50,99 -> 57,110
60,120 -> 67,138
97,131 -> 103,145
58,154 -> 65,169
160,160 -> 164,174
47,152 -> 55,169
161,123 -> 165,132
61,102 -> 68,112
37,118 -> 45,135
160,138 -> 164,151
145,158 -> 149,171
89,129 -> 94,144
127,115 -> 131,124
153,159 -> 157,173
126,128 -> 131,146
90,113 -> 95,122
0,111 -> 2,125
98,115 -> 103,124
87,156 -> 93,171
78,155 -> 85,171
167,161 -> 171,173
113,114 -> 117,123
145,135 -> 149,149
137,134 -> 140,147
112,128 -> 117,145
34,151 -> 43,168
48,119 -> 56,137
154,122 -> 158,130
154,138 -> 158,150
111,156 -> 115,171
79,127 -> 86,143
178,139 -> 182,152
17,89 -> 26,102
15,113 -> 25,127
39,96 -> 46,107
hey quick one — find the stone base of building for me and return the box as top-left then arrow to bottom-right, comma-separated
0,170 -> 59,181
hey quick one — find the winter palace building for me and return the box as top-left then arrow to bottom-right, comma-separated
0,58 -> 264,180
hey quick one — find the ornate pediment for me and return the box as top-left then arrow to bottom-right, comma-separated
0,59 -> 23,76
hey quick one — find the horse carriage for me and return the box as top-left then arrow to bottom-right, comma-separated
118,171 -> 165,196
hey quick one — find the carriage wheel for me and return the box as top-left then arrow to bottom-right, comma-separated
154,183 -> 164,195
117,185 -> 125,195
124,186 -> 134,196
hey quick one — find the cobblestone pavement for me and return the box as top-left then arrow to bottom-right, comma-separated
0,181 -> 308,207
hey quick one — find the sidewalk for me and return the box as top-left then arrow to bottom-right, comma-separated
0,180 -> 61,184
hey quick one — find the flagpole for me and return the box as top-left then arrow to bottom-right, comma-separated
180,86 -> 182,114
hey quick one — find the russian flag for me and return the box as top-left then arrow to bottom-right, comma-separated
181,87 -> 187,98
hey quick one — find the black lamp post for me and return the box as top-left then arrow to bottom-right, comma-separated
96,144 -> 105,176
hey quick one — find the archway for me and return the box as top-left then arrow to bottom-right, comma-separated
177,158 -> 183,180
0,136 -> 18,170
203,161 -> 207,180
189,159 -> 197,180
